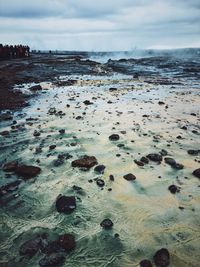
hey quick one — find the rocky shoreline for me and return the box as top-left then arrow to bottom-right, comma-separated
0,53 -> 200,267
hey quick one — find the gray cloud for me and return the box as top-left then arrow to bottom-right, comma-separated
0,0 -> 199,50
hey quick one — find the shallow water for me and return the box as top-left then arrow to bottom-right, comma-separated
0,69 -> 200,267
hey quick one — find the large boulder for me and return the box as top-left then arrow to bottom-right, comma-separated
71,155 -> 98,169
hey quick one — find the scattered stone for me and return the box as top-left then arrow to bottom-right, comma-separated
100,219 -> 113,229
71,155 -> 98,169
3,161 -> 18,172
58,234 -> 76,251
153,248 -> 170,267
56,195 -> 76,213
59,129 -> 65,134
0,131 -> 9,136
0,179 -> 21,194
49,145 -> 56,150
96,179 -> 105,187
140,157 -> 149,164
19,237 -> 41,257
192,168 -> 200,178
94,165 -> 106,174
187,149 -> 199,155
168,185 -> 180,194
147,153 -> 162,163
53,159 -> 64,167
15,165 -> 41,179
33,130 -> 41,137
109,134 -> 120,141
158,101 -> 165,105
140,259 -> 153,267
30,85 -> 42,92
123,173 -> 136,181
39,253 -> 65,267
109,175 -> 115,181
164,157 -> 184,170
83,100 -> 93,105
134,160 -> 144,167
0,113 -> 13,121
109,87 -> 117,91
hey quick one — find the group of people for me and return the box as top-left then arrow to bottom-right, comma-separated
0,44 -> 30,60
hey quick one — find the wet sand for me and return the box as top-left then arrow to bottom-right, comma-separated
0,53 -> 200,267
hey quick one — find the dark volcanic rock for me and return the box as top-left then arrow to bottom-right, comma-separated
19,237 -> 41,257
134,160 -> 144,167
41,241 -> 62,255
147,153 -> 162,163
168,185 -> 180,194
100,219 -> 113,229
3,161 -> 18,172
94,165 -> 106,174
109,134 -> 120,141
187,149 -> 199,155
140,157 -> 149,164
96,179 -> 105,187
164,158 -> 184,170
58,234 -> 76,251
153,248 -> 170,267
56,195 -> 76,213
59,129 -> 65,134
83,100 -> 93,105
0,179 -> 21,194
173,163 -> 184,170
140,259 -> 153,267
15,165 -> 41,179
193,168 -> 200,178
71,155 -> 98,169
39,253 -> 65,267
123,173 -> 136,181
164,157 -> 176,166
30,85 -> 42,92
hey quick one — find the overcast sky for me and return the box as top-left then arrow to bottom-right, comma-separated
0,0 -> 199,51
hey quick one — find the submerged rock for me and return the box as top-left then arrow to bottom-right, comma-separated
153,248 -> 170,267
147,153 -> 162,163
100,219 -> 113,229
71,155 -> 98,169
140,259 -> 153,267
123,173 -> 136,181
109,134 -> 120,141
0,179 -> 21,194
58,234 -> 76,251
15,165 -> 41,179
193,168 -> 200,178
56,195 -> 76,213
19,237 -> 41,257
39,253 -> 65,267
